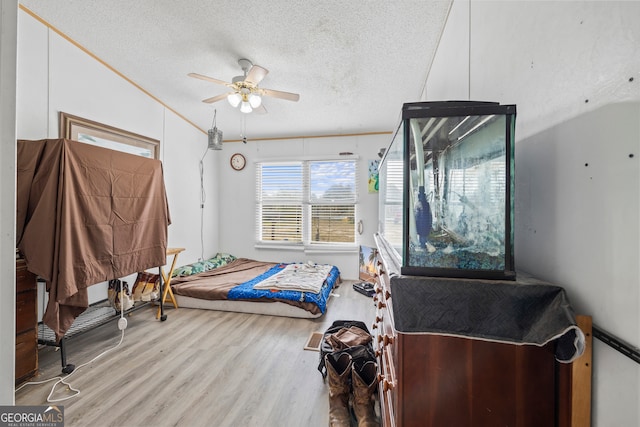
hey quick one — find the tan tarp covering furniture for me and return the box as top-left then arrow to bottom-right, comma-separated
16,138 -> 170,341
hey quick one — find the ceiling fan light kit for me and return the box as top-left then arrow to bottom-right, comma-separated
240,101 -> 253,114
248,93 -> 262,108
189,58 -> 300,115
227,92 -> 242,108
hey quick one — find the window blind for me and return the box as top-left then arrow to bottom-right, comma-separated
309,160 -> 356,244
256,162 -> 304,242
256,159 -> 357,246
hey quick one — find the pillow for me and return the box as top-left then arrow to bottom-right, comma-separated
171,253 -> 236,278
207,252 -> 236,268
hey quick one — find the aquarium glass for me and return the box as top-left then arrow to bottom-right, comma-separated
399,102 -> 516,279
378,122 -> 405,252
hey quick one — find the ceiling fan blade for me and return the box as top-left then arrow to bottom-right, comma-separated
188,72 -> 232,87
202,92 -> 231,104
244,65 -> 268,86
261,88 -> 300,102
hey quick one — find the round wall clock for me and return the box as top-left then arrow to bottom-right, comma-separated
230,153 -> 246,171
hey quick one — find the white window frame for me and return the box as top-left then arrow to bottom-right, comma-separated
256,158 -> 359,251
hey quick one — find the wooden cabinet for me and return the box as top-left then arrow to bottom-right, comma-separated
372,234 -> 588,427
371,254 -> 397,427
16,257 -> 38,385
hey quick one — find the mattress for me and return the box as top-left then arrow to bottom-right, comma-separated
174,295 -> 324,318
170,258 -> 340,318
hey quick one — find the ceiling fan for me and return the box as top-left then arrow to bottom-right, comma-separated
188,58 -> 300,114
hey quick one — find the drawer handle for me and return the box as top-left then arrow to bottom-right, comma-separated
384,335 -> 394,346
375,350 -> 382,358
377,334 -> 393,346
377,301 -> 386,309
375,315 -> 383,323
383,379 -> 395,392
375,286 -> 382,294
377,375 -> 395,392
372,323 -> 378,329
385,290 -> 391,300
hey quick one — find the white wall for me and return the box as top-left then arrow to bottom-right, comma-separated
163,109 -> 220,263
0,0 -> 19,405
218,134 -> 387,279
425,1 -> 640,426
15,9 -> 220,306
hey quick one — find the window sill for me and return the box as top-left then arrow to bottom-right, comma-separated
304,246 -> 358,255
254,243 -> 305,252
254,243 -> 358,255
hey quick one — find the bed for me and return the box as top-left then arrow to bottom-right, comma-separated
170,254 -> 341,318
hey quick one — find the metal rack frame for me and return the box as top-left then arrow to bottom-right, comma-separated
38,269 -> 167,374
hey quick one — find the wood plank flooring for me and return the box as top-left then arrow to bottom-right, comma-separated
16,280 -> 377,427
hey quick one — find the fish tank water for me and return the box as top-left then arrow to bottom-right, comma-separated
378,101 -> 516,280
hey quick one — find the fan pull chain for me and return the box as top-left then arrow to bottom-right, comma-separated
241,115 -> 247,143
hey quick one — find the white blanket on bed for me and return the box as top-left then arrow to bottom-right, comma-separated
252,263 -> 332,294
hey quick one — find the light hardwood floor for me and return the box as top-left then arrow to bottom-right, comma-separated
16,280 -> 377,427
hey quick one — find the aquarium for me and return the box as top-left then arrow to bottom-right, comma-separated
378,101 -> 516,280
378,120 -> 405,250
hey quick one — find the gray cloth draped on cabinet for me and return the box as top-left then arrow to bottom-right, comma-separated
391,275 -> 585,363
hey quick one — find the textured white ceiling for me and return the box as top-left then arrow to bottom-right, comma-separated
20,0 -> 452,141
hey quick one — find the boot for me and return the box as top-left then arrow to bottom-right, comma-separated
352,360 -> 379,427
325,352 -> 352,427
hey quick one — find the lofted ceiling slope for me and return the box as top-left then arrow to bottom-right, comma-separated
19,0 -> 452,141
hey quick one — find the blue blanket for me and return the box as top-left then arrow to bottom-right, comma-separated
227,263 -> 340,314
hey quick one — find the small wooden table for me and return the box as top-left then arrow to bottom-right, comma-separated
156,247 -> 185,319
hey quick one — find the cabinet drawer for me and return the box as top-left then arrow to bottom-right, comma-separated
16,265 -> 37,293
16,289 -> 37,335
15,329 -> 37,384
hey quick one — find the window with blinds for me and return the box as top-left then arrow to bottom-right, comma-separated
381,159 -> 404,246
256,160 -> 357,246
